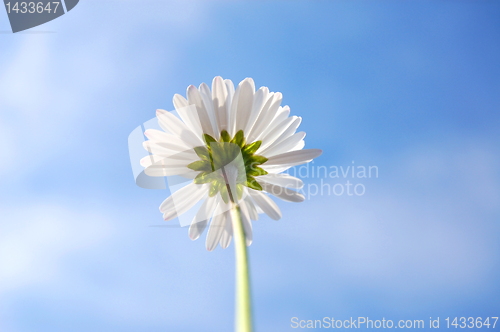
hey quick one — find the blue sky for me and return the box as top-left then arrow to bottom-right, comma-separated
0,1 -> 499,331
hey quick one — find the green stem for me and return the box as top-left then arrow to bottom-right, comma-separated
230,204 -> 253,332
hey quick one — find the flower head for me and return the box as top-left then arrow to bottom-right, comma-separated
141,77 -> 322,250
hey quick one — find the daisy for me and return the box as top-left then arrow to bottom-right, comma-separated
141,76 -> 322,251
139,77 -> 321,332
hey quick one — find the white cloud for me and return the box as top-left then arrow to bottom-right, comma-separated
0,204 -> 113,294
254,137 -> 499,307
0,199 -> 234,330
0,0 -> 210,180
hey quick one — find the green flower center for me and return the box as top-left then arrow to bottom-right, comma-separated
187,130 -> 268,203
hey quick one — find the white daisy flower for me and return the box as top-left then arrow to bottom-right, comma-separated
141,77 -> 322,251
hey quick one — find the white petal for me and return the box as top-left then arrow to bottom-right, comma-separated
145,169 -> 194,178
248,92 -> 282,142
191,196 -> 218,225
239,201 -> 253,246
260,131 -> 306,157
173,93 -> 188,109
254,105 -> 290,142
264,149 -> 323,167
261,142 -> 306,170
259,116 -> 298,151
140,154 -> 163,168
140,154 -> 191,168
259,182 -> 305,203
291,139 -> 305,151
199,83 -> 219,138
175,171 -> 198,180
234,78 -> 255,133
160,183 -> 209,220
142,140 -> 197,160
243,197 -> 259,221
156,110 -> 204,147
261,164 -> 296,174
225,79 -> 235,134
206,206 -> 227,251
189,197 -> 218,240
212,76 -> 229,132
187,85 -> 215,137
189,219 -> 208,242
144,165 -> 191,177
262,117 -> 302,151
174,102 -> 204,138
244,87 -> 269,135
225,79 -> 235,101
144,129 -> 192,152
219,215 -> 233,249
228,81 -> 241,136
248,190 -> 282,220
257,173 -> 304,189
